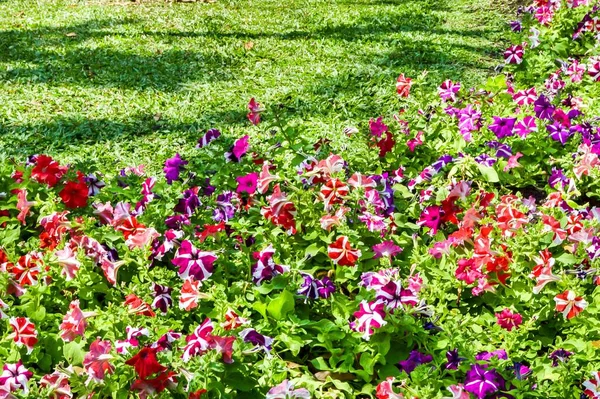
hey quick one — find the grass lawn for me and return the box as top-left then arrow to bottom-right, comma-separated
0,0 -> 509,173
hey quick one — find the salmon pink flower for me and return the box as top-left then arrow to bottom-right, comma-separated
8,317 -> 37,353
209,335 -> 235,364
171,240 -> 217,281
328,236 -> 361,266
495,308 -> 522,331
376,377 -> 404,399
124,294 -> 156,317
257,162 -> 279,194
554,290 -> 587,319
396,74 -> 412,98
350,300 -> 386,340
60,300 -> 93,342
83,339 -> 114,383
0,361 -> 33,395
54,246 -> 80,281
15,189 -> 34,225
179,278 -> 203,311
125,347 -> 167,379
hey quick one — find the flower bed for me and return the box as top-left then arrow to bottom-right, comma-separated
2,0 -> 600,398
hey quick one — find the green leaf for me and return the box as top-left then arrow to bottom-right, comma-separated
477,164 -> 499,183
63,341 -> 85,366
267,290 -> 295,320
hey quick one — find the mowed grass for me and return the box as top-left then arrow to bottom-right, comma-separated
0,0 -> 509,172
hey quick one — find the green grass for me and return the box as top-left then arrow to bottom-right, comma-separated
0,0 -> 509,172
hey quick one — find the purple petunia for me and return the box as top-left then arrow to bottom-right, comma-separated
396,350 -> 433,375
239,328 -> 273,353
475,154 -> 497,167
464,364 -> 502,399
197,128 -> 221,148
488,117 -> 516,139
174,189 -> 201,216
547,122 -> 573,145
297,273 -> 336,300
213,191 -> 236,222
163,153 -> 188,184
534,95 -> 555,120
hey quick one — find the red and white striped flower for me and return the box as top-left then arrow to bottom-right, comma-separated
8,252 -> 44,286
8,317 -> 38,354
60,300 -> 95,342
40,371 -> 72,399
583,371 -> 600,399
319,178 -> 349,210
221,309 -> 250,331
554,290 -> 587,320
396,74 -> 412,98
328,236 -> 361,266
257,162 -> 279,194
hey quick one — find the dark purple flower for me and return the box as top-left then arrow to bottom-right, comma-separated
549,349 -> 573,367
488,117 -> 516,139
174,189 -> 201,216
298,273 -> 319,300
164,214 -> 190,230
534,95 -> 555,120
197,128 -> 221,148
464,364 -> 502,399
432,155 -> 454,172
396,350 -> 433,375
376,281 -> 418,311
549,168 -> 569,189
486,141 -> 512,159
317,277 -> 336,298
509,20 -> 522,32
84,173 -> 106,196
202,177 -> 216,196
239,328 -> 273,352
513,362 -> 531,380
163,153 -> 188,185
151,283 -> 173,313
445,348 -> 464,370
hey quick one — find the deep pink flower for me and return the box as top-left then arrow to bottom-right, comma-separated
495,308 -> 523,331
0,361 -> 33,395
350,300 -> 386,340
83,339 -> 114,383
247,98 -> 263,125
369,117 -> 389,137
372,241 -> 403,259
417,206 -> 441,235
236,172 -> 259,194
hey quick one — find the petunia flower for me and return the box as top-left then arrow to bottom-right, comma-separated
171,240 -> 217,281
396,350 -> 433,375
151,283 -> 173,314
266,380 -> 310,399
247,98 -> 263,125
31,155 -> 67,187
40,371 -> 72,399
221,309 -> 250,331
83,339 -> 114,383
60,300 -> 94,342
445,349 -> 465,370
125,347 -> 167,380
197,128 -> 221,148
376,377 -> 404,399
554,290 -> 587,319
504,44 -> 524,64
182,319 -> 214,362
583,371 -> 600,398
438,80 -> 461,102
8,317 -> 37,354
239,328 -> 273,353
209,335 -> 235,364
179,278 -> 203,311
369,117 -> 389,138
163,153 -> 188,185
534,95 -> 555,120
417,206 -> 441,236
225,135 -> 250,162
0,361 -> 33,395
396,74 -> 412,97
350,300 -> 387,340
236,172 -> 259,195
549,349 -> 572,367
372,241 -> 403,259
443,384 -> 470,399
251,244 -> 289,285
327,236 -> 361,266
464,364 -> 502,399
488,117 -> 516,139
495,308 -> 523,331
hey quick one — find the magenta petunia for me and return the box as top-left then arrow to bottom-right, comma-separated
236,172 -> 259,194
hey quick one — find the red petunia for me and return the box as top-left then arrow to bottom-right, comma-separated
31,155 -> 67,187
59,179 -> 89,209
125,347 -> 167,379
328,236 -> 361,266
